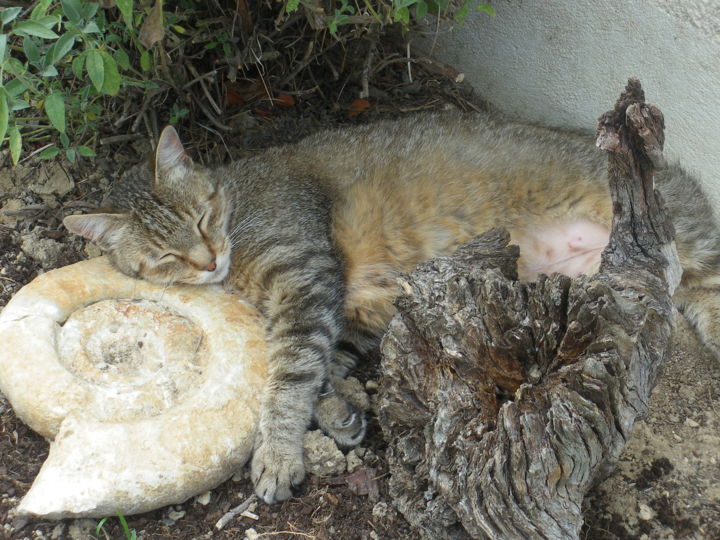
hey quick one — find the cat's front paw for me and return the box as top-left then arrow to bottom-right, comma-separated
251,439 -> 305,504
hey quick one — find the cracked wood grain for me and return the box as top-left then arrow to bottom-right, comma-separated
377,78 -> 681,540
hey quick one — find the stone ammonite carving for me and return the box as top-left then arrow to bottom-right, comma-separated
0,256 -> 267,519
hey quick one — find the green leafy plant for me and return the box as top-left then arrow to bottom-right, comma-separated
169,102 -> 189,124
0,0 -> 154,164
285,0 -> 494,34
96,510 -> 137,540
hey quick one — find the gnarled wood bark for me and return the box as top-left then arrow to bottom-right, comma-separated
377,79 -> 681,539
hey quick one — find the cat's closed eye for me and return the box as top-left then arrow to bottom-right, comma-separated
157,253 -> 179,263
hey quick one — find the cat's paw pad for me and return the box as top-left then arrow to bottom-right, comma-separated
251,440 -> 305,504
314,392 -> 367,447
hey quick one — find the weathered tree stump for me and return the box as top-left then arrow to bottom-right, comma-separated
377,79 -> 681,539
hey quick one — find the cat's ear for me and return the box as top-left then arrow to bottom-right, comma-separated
63,212 -> 128,250
154,126 -> 192,187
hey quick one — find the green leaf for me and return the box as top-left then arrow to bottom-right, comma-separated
71,53 -> 85,78
61,0 -> 83,24
9,98 -> 29,112
39,146 -> 60,159
454,1 -> 470,22
30,0 -> 53,20
66,147 -> 76,163
100,51 -> 120,95
44,92 -> 66,133
0,90 -> 8,147
50,32 -> 76,65
13,20 -> 59,39
9,126 -> 21,165
393,5 -> 409,24
0,33 -> 7,62
114,48 -> 130,70
1,7 -> 22,26
77,145 -> 96,157
33,15 -> 61,28
5,79 -> 25,97
23,36 -> 40,64
414,0 -> 428,18
116,0 -> 134,28
79,1 -> 99,21
140,49 -> 151,72
59,132 -> 69,147
286,0 -> 300,13
83,21 -> 101,34
86,49 -> 104,91
96,517 -> 109,537
476,3 -> 495,15
39,65 -> 59,76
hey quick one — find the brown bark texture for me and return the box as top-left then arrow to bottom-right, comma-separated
376,79 -> 682,539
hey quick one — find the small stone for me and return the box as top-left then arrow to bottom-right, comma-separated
196,491 -> 212,505
0,199 -> 24,226
167,509 -> 186,521
51,523 -> 66,539
638,502 -> 656,521
365,380 -> 379,392
244,527 -> 259,540
68,519 -> 96,540
372,501 -> 395,521
684,418 -> 700,428
28,162 -> 74,197
346,448 -> 363,473
11,517 -> 28,531
20,229 -> 64,269
303,430 -> 346,476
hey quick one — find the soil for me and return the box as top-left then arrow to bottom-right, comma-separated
1,92 -> 719,540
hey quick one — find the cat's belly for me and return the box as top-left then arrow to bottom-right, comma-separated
513,218 -> 610,281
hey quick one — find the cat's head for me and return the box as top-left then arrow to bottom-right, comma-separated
64,126 -> 232,286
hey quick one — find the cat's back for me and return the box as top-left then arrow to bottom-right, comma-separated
286,112 -> 607,190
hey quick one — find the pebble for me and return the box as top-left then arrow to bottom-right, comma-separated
303,430 -> 346,476
68,519 -> 97,540
244,527 -> 259,540
50,523 -> 66,539
196,491 -> 212,505
684,418 -> 700,428
347,448 -> 364,473
167,509 -> 186,521
372,501 -> 395,521
638,502 -> 656,521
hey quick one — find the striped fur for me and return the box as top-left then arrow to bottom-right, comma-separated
64,113 -> 720,504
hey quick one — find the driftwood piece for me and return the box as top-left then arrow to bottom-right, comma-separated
376,79 -> 682,539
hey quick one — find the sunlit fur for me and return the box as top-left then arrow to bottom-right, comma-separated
64,112 -> 720,505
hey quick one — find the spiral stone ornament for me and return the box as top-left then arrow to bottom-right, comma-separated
0,256 -> 268,518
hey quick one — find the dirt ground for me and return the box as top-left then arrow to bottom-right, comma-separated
0,100 -> 719,540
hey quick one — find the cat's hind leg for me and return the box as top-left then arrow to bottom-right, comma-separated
313,324 -> 380,446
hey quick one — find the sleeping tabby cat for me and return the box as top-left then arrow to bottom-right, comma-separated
64,112 -> 720,504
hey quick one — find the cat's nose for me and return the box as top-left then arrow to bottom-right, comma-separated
205,260 -> 217,272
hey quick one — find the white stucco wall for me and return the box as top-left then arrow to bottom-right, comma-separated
420,0 -> 720,207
